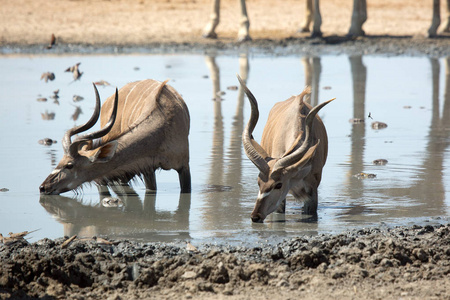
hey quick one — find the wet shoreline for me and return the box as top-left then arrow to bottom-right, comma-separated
2,36 -> 449,57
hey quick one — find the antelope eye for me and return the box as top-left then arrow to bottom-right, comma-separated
65,162 -> 74,170
274,182 -> 283,190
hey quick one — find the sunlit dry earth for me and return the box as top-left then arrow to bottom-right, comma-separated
1,0 -> 449,45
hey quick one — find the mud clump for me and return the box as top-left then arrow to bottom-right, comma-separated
0,224 -> 449,299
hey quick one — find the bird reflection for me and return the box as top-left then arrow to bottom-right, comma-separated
41,110 -> 55,120
71,105 -> 82,121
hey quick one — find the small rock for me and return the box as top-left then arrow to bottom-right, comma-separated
101,197 -> 123,208
38,138 -> 56,146
373,159 -> 388,165
317,262 -> 328,273
412,248 -> 428,262
37,97 -> 47,102
353,172 -> 377,179
331,268 -> 347,279
46,282 -> 65,297
371,121 -> 388,129
276,279 -> 289,287
222,286 -> 234,295
73,95 -> 84,102
181,271 -> 197,280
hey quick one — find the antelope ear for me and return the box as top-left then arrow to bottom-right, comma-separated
286,140 -> 320,173
88,141 -> 118,163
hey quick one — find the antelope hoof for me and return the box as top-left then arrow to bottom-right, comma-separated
238,35 -> 252,43
202,32 -> 218,39
298,27 -> 310,33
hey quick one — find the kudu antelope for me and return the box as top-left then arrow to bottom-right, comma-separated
39,79 -> 191,195
238,76 -> 334,223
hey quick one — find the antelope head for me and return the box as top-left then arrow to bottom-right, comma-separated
39,84 -> 119,195
238,75 -> 333,223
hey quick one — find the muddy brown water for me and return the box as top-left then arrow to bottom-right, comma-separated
0,53 -> 449,246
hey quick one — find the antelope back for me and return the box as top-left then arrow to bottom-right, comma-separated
100,79 -> 190,143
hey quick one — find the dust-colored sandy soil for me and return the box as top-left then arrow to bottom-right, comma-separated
1,0 -> 449,54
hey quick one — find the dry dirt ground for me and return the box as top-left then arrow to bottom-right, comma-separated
1,224 -> 449,300
1,0 -> 450,299
1,0 -> 449,56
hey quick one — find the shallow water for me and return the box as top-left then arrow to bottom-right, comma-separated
0,53 -> 449,246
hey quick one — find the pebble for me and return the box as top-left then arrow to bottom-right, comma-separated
371,121 -> 388,129
73,95 -> 84,102
181,271 -> 197,279
353,172 -> 377,179
373,159 -> 388,165
38,138 -> 57,146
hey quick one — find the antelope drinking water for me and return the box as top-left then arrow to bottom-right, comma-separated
39,79 -> 191,195
238,75 -> 334,223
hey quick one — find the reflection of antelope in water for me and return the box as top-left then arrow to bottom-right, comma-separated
39,185 -> 191,241
202,54 -> 249,228
382,57 -> 450,217
306,55 -> 450,219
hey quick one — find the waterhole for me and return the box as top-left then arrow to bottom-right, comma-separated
0,53 -> 449,245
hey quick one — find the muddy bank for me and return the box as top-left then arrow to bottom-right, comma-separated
1,224 -> 449,299
2,36 -> 450,58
